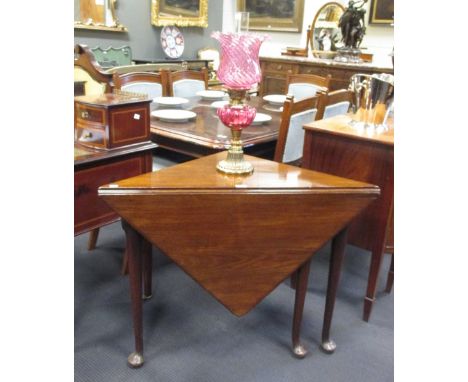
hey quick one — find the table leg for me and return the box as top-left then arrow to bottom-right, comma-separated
87,228 -> 99,250
142,239 -> 153,300
291,259 -> 311,358
121,220 -> 144,368
321,227 -> 348,354
385,253 -> 394,294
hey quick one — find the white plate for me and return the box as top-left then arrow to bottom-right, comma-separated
252,113 -> 272,125
151,109 -> 196,123
211,100 -> 230,108
263,94 -> 287,106
153,97 -> 189,106
196,90 -> 227,100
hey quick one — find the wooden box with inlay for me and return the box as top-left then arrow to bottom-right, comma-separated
74,93 -> 152,150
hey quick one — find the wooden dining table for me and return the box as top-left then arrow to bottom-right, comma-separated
150,96 -> 283,159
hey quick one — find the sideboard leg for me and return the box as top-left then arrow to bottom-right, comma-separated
122,220 -> 144,368
363,244 -> 385,322
291,259 -> 311,358
321,227 -> 348,354
87,228 -> 99,250
385,253 -> 394,294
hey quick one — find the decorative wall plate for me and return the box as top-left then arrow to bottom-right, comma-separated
160,26 -> 184,59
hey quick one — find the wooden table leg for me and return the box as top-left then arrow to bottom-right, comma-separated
385,253 -> 394,294
121,220 -> 144,368
142,238 -> 153,300
291,259 -> 311,358
87,228 -> 99,250
321,227 -> 348,354
290,270 -> 298,290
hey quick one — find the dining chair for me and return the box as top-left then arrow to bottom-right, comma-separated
316,89 -> 353,120
168,68 -> 209,98
274,94 -> 322,166
285,73 -> 331,101
113,71 -> 169,98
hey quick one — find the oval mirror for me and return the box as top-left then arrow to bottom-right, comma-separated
310,2 -> 345,58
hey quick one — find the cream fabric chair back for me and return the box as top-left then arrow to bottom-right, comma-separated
322,101 -> 351,119
287,83 -> 320,101
282,108 -> 317,163
172,79 -> 206,98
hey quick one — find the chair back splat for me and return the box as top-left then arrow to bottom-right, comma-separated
274,94 -> 322,165
168,68 -> 209,97
316,89 -> 353,120
113,71 -> 169,98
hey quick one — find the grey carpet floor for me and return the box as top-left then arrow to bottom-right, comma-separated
75,222 -> 393,382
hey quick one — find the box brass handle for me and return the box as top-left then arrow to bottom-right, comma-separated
277,65 -> 282,70
83,131 -> 93,139
81,111 -> 89,119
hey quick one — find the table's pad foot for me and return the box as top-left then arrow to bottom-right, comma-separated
320,339 -> 336,354
127,352 -> 144,368
292,344 -> 308,359
142,294 -> 152,301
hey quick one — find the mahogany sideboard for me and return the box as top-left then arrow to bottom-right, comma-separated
74,141 -> 156,237
260,54 -> 394,95
98,152 -> 379,367
302,115 -> 394,322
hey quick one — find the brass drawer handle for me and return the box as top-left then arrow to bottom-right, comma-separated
277,65 -> 282,70
83,131 -> 93,139
81,111 -> 89,119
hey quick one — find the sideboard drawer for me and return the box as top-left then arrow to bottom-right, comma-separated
74,155 -> 147,234
264,61 -> 295,74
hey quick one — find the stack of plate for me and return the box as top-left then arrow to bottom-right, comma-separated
153,97 -> 189,107
151,109 -> 196,123
196,90 -> 227,100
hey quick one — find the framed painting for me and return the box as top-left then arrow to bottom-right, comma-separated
368,0 -> 394,25
237,0 -> 305,33
151,0 -> 208,28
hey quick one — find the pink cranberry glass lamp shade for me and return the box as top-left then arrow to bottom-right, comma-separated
211,32 -> 269,90
217,104 -> 256,131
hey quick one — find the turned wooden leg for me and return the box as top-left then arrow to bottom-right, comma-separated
321,227 -> 348,354
385,253 -> 394,294
142,239 -> 153,300
291,259 -> 311,358
121,220 -> 144,368
87,228 -> 100,250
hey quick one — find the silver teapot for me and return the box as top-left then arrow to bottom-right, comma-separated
349,73 -> 394,129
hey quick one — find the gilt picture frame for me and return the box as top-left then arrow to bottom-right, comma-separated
368,0 -> 394,25
237,0 -> 305,33
151,0 -> 208,28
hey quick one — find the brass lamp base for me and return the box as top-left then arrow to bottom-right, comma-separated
216,88 -> 254,175
216,129 -> 253,175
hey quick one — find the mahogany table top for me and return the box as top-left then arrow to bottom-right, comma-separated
303,115 -> 394,147
99,153 -> 379,316
150,96 -> 282,150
